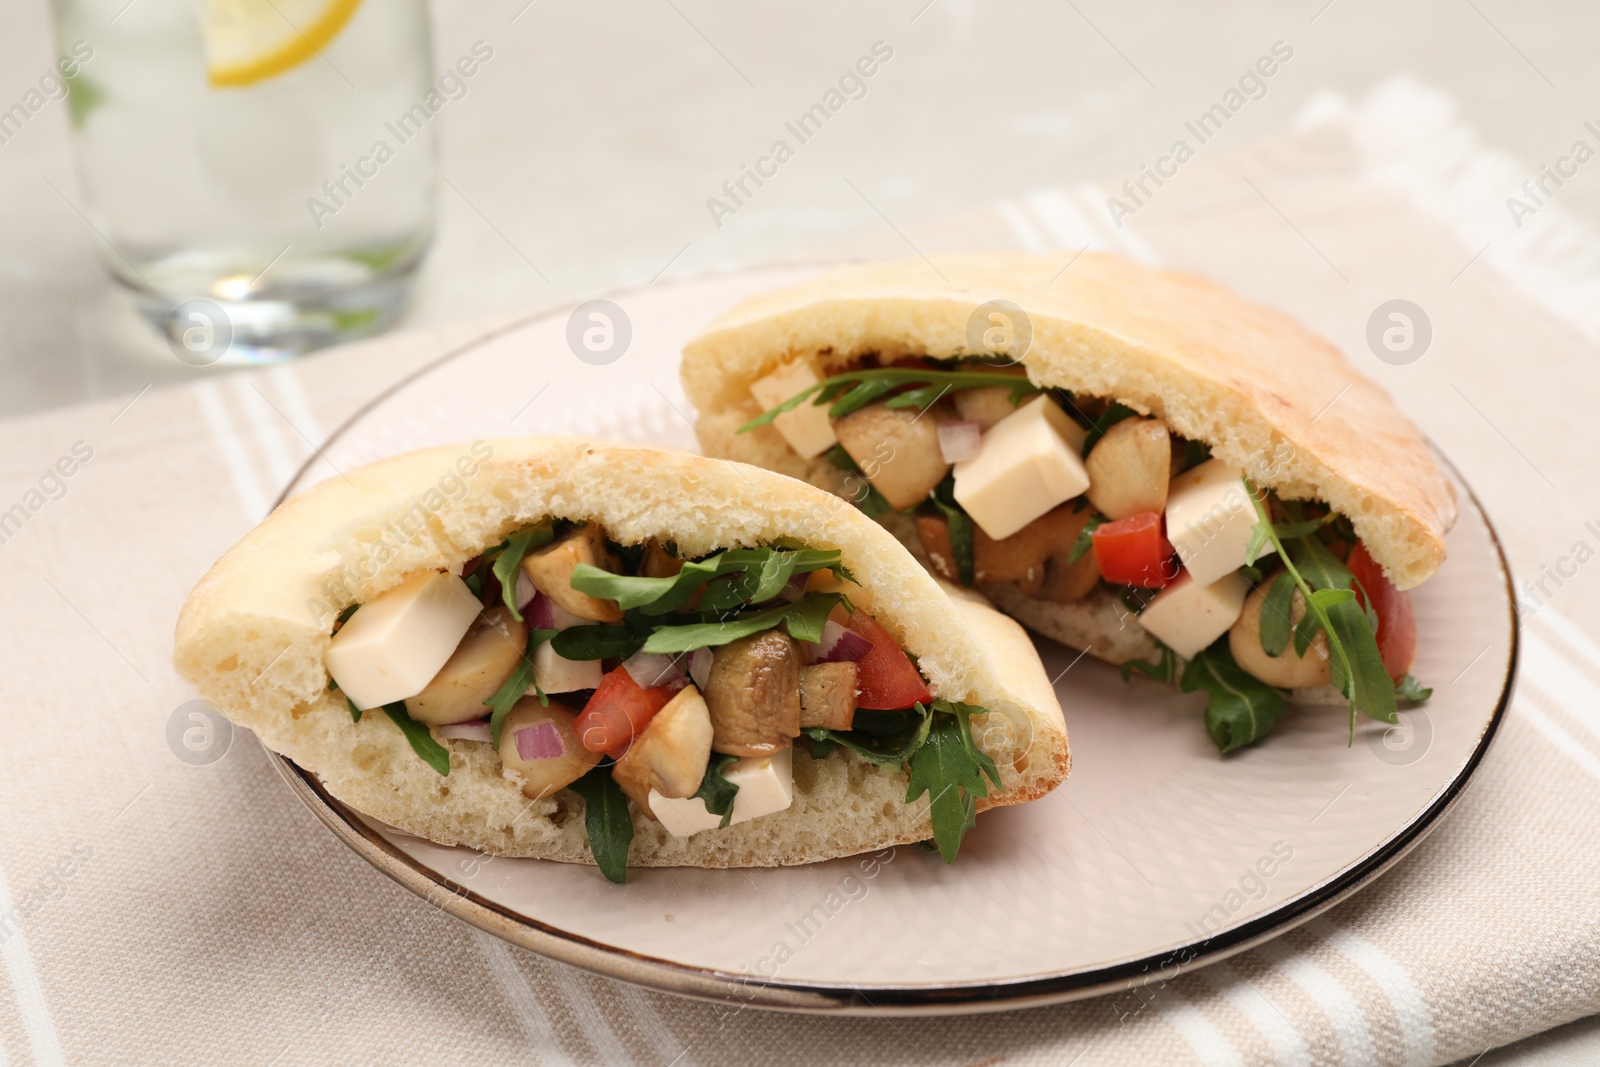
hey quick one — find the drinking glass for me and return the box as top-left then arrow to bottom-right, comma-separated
51,0 -> 437,363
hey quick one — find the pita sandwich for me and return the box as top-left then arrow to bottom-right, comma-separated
681,253 -> 1456,751
174,438 -> 1067,879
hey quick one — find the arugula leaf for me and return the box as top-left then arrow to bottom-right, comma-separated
332,603 -> 359,632
1068,512 -> 1107,563
347,696 -> 362,722
570,547 -> 844,616
569,766 -> 634,884
1120,643 -> 1177,684
692,754 -> 740,828
495,522 -> 555,621
549,622 -> 649,662
463,569 -> 486,597
942,700 -> 1002,791
383,702 -> 451,775
640,592 -> 844,654
803,703 -> 931,768
1245,482 -> 1399,738
1080,402 -> 1140,457
739,367 -> 1038,431
1181,643 -> 1290,753
905,711 -> 993,863
929,476 -> 975,586
825,445 -> 894,518
1179,439 -> 1212,471
1259,573 -> 1298,658
1397,674 -> 1433,703
485,629 -> 561,745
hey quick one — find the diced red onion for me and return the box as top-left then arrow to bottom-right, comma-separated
813,619 -> 871,663
778,572 -> 809,603
938,420 -> 982,463
689,647 -> 714,689
515,720 -> 566,760
438,721 -> 493,743
623,650 -> 685,689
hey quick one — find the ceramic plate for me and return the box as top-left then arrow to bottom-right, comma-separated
272,264 -> 1515,1015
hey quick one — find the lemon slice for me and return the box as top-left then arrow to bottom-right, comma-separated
204,0 -> 365,88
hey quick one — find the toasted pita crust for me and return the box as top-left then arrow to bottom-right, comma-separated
682,252 -> 1455,590
173,439 -> 1068,869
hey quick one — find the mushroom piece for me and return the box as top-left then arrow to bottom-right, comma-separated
703,630 -> 801,757
406,606 -> 529,725
1085,417 -> 1172,520
640,539 -> 683,579
521,524 -> 623,623
1228,573 -> 1333,689
915,504 -> 1101,603
611,685 -> 715,812
953,385 -> 1022,431
498,698 -> 600,799
798,662 -> 858,732
833,401 -> 954,510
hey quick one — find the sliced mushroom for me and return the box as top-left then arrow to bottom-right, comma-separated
640,539 -> 683,579
915,504 -> 1100,602
954,386 -> 1021,431
1228,573 -> 1332,689
406,606 -> 528,725
704,630 -> 801,757
611,685 -> 715,812
798,662 -> 858,731
498,697 -> 600,799
833,401 -> 953,510
1085,417 -> 1172,520
521,524 -> 623,623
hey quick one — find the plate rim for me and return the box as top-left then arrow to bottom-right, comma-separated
267,264 -> 1519,1016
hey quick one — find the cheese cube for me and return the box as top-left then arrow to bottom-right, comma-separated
326,571 -> 482,710
648,746 -> 795,838
1165,459 -> 1268,587
533,640 -> 602,694
952,395 -> 1089,540
750,359 -> 837,459
1136,571 -> 1249,660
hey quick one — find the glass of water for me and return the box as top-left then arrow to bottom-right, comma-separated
51,0 -> 437,364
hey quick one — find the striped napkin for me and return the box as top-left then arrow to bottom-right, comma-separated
0,77 -> 1595,1066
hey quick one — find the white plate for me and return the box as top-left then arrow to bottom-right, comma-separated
273,264 -> 1515,1015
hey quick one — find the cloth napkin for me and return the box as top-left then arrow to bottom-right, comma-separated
1,77 -> 1596,1066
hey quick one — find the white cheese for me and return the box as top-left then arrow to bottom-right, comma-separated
1136,571 -> 1250,660
750,359 -> 837,459
952,395 -> 1089,540
648,746 -> 795,838
326,571 -> 482,710
532,640 -> 602,694
1165,458 -> 1268,587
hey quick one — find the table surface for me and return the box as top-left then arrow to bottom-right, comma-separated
4,2 -> 1599,1063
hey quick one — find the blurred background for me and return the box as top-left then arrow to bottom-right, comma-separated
3,0 -> 1597,417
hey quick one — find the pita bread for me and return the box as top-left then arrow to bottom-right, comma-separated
682,252 -> 1456,594
173,438 -> 1068,869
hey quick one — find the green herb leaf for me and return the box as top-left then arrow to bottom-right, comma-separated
692,754 -> 740,828
929,476 -> 975,587
569,766 -> 634,884
803,703 -> 932,768
640,592 -> 845,654
347,696 -> 362,722
549,623 -> 648,662
1274,517 -> 1331,541
1080,402 -> 1140,457
332,603 -> 359,632
1181,642 -> 1290,753
905,711 -> 993,863
1180,439 -> 1212,472
1397,674 -> 1433,703
1120,643 -> 1176,684
1068,512 -> 1107,564
383,702 -> 451,775
495,522 -> 555,621
1259,574 -> 1297,658
943,700 -> 1003,792
739,367 -> 1037,432
570,547 -> 844,616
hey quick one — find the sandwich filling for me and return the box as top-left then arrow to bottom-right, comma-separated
742,356 -> 1432,752
324,522 -> 1002,881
